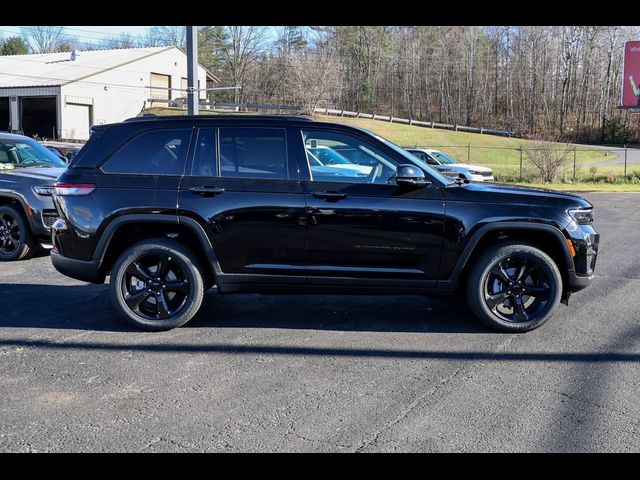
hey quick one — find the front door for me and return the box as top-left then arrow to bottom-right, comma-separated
297,127 -> 445,285
178,126 -> 307,281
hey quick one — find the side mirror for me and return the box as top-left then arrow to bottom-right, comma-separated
396,164 -> 428,187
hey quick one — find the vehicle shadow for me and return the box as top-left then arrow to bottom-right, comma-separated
0,283 -> 489,334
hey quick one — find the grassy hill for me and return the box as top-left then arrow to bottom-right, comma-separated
315,115 -> 612,172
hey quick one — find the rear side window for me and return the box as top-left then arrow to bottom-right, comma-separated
102,129 -> 192,175
219,127 -> 287,179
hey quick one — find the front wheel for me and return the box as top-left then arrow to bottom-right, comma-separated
0,205 -> 36,261
110,239 -> 205,331
466,243 -> 562,332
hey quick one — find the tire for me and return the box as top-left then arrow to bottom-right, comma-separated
110,238 -> 205,331
0,205 -> 36,261
466,243 -> 562,332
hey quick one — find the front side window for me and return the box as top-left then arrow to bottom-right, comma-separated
302,130 -> 400,184
102,129 -> 192,175
219,128 -> 287,180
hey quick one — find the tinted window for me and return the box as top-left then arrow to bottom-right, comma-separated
102,129 -> 192,175
219,128 -> 287,179
302,129 -> 400,184
191,128 -> 217,177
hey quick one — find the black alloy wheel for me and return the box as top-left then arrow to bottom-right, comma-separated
0,205 -> 36,261
121,253 -> 191,321
110,239 -> 205,331
0,212 -> 20,256
484,256 -> 552,323
467,243 -> 562,332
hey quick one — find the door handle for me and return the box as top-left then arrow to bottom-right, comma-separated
189,186 -> 225,196
312,191 -> 347,201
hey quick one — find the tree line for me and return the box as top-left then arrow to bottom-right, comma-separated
3,26 -> 640,144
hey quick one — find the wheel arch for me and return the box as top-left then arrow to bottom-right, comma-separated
95,214 -> 221,287
447,222 -> 574,292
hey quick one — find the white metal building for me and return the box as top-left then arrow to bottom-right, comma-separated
0,46 -> 217,140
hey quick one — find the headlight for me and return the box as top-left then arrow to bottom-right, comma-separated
568,208 -> 593,224
32,185 -> 55,196
468,170 -> 482,175
440,170 -> 458,176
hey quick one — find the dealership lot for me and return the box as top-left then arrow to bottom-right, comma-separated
1,192 -> 638,452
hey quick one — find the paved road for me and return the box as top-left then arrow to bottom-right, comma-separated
1,192 -> 639,452
580,144 -> 640,168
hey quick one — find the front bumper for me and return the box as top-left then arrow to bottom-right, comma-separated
565,222 -> 599,293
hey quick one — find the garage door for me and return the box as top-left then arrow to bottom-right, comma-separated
65,103 -> 92,140
0,98 -> 9,131
150,73 -> 170,101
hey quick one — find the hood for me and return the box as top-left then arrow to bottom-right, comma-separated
444,181 -> 592,208
0,167 -> 65,182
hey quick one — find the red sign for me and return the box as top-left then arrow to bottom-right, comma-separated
622,41 -> 640,107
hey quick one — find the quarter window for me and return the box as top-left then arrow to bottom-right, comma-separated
219,128 -> 287,180
190,128 -> 217,177
102,129 -> 192,175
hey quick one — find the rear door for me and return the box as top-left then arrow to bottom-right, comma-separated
178,126 -> 307,281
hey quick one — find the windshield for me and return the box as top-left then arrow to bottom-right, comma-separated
372,134 -> 455,185
430,150 -> 457,164
0,138 -> 66,168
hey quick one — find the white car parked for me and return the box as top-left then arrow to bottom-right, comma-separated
405,148 -> 494,182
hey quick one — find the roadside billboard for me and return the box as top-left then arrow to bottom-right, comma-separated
622,41 -> 640,108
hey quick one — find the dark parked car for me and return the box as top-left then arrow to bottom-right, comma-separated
0,132 -> 66,260
43,143 -> 82,164
50,115 -> 599,332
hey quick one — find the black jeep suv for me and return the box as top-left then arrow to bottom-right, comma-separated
50,115 -> 599,332
0,132 -> 66,261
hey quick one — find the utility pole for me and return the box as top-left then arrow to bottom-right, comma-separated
186,26 -> 198,115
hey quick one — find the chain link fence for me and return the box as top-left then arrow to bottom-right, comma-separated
403,144 -> 640,183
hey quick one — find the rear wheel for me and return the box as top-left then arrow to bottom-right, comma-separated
466,243 -> 562,332
0,205 -> 36,261
110,239 -> 205,331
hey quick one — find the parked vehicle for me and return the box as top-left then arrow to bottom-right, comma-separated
0,132 -> 66,260
45,146 -> 68,162
50,115 -> 599,332
43,142 -> 83,164
405,148 -> 494,182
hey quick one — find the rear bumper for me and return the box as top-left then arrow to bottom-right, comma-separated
51,251 -> 104,284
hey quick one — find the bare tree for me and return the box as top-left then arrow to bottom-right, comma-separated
211,26 -> 267,103
524,140 -> 572,182
100,33 -> 141,49
145,26 -> 186,48
287,49 -> 340,114
21,26 -> 71,53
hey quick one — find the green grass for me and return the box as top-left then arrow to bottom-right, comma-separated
316,115 -> 613,166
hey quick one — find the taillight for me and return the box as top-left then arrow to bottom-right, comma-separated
54,183 -> 96,196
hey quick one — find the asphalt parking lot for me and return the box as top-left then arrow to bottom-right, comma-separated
1,192 -> 639,452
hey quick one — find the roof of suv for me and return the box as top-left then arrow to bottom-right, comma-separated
123,114 -> 316,123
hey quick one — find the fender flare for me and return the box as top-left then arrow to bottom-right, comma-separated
445,221 -> 573,284
94,214 -> 222,276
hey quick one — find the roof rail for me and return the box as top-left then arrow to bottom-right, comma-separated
123,114 -> 315,122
